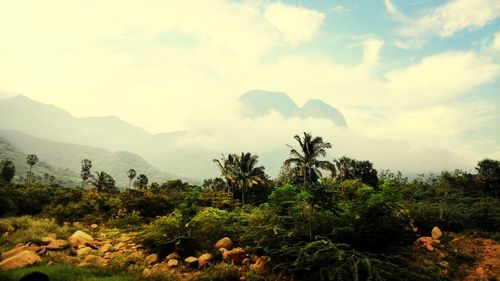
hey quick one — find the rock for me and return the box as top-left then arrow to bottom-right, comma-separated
99,242 -> 112,254
1,245 -> 29,260
431,227 -> 443,240
46,239 -> 69,250
91,224 -> 98,229
83,255 -> 107,266
476,267 -> 485,275
113,242 -> 127,251
250,256 -> 269,275
416,237 -> 434,252
242,258 -> 251,266
46,232 -> 57,239
145,253 -> 159,264
41,237 -> 55,244
198,253 -> 213,269
0,250 -> 41,269
215,237 -> 233,250
184,256 -> 198,268
128,251 -> 145,261
143,268 -> 153,277
166,251 -> 181,260
77,246 -> 93,256
167,258 -> 179,267
69,230 -> 94,247
221,247 -> 246,265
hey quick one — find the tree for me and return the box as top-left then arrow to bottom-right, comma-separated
334,156 -> 379,188
80,159 -> 92,188
26,154 -> 39,184
284,132 -> 335,186
0,160 -> 16,184
476,159 -> 500,197
133,174 -> 149,190
127,169 -> 137,188
232,152 -> 267,205
92,171 -> 117,193
213,154 -> 238,194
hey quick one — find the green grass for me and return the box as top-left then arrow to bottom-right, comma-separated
0,264 -> 137,281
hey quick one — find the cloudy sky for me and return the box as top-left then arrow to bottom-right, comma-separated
0,0 -> 499,173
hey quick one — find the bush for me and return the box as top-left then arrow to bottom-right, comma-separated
138,211 -> 184,256
198,263 -> 240,281
0,216 -> 75,244
187,207 -> 238,251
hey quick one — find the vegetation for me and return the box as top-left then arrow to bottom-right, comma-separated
0,132 -> 499,280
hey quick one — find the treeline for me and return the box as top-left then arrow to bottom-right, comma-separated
0,132 -> 499,280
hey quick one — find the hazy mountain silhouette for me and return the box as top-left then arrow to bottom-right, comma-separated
0,130 -> 183,186
240,90 -> 348,127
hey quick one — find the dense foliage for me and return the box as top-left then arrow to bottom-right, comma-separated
0,133 -> 499,281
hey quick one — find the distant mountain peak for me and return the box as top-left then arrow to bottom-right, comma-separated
239,90 -> 348,127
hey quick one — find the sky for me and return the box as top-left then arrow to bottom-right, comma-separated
0,0 -> 499,174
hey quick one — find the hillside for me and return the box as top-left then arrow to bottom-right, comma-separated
0,137 -> 79,186
0,130 -> 185,187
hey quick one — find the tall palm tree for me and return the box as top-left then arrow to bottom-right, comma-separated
284,132 -> 335,185
232,152 -> 267,205
213,152 -> 267,204
127,168 -> 136,188
26,154 -> 39,184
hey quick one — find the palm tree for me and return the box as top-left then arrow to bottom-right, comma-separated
127,169 -> 136,188
232,152 -> 267,205
26,154 -> 39,184
213,154 -> 238,194
81,159 -> 92,188
284,132 -> 335,185
213,152 -> 267,204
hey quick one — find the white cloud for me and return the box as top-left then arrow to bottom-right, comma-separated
384,0 -> 407,21
399,0 -> 500,38
330,5 -> 349,13
362,37 -> 384,68
264,2 -> 325,44
494,31 -> 500,50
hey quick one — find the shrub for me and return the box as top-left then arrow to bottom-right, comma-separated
198,263 -> 240,281
138,211 -> 184,256
0,216 -> 75,244
187,207 -> 238,250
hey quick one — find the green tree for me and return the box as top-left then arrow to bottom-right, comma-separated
284,132 -> 335,186
334,156 -> 379,188
80,159 -> 92,188
213,154 -> 238,194
231,152 -> 267,205
476,158 -> 500,197
26,154 -> 39,184
134,174 -> 149,190
0,160 -> 16,184
92,171 -> 117,193
127,168 -> 136,188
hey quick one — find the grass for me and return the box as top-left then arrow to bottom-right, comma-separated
0,264 -> 137,281
0,216 -> 77,245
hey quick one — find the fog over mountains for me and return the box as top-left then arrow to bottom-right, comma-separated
0,92 -> 349,181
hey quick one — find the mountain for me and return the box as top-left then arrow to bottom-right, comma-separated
0,130 -> 182,187
239,90 -> 348,127
0,135 -> 79,186
0,95 -> 151,151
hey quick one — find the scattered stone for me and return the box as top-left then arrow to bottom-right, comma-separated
476,267 -> 485,275
221,247 -> 247,265
77,246 -> 93,256
83,254 -> 107,266
215,237 -> 233,250
432,227 -> 443,240
69,230 -> 94,247
416,237 -> 434,252
91,224 -> 98,229
128,251 -> 145,261
250,256 -> 269,275
99,242 -> 112,254
46,233 -> 57,239
145,253 -> 159,264
113,242 -> 127,251
0,250 -> 41,269
41,237 -> 55,244
166,251 -> 181,260
46,239 -> 69,250
143,268 -> 153,277
1,245 -> 29,260
184,256 -> 198,268
198,253 -> 213,269
167,258 -> 179,267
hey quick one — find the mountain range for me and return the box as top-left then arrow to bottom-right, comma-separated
0,92 -> 348,180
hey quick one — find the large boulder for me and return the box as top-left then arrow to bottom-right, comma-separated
69,230 -> 93,247
221,247 -> 246,265
184,256 -> 198,268
432,227 -> 443,240
1,245 -> 29,260
98,242 -> 112,255
215,237 -> 232,250
167,258 -> 179,267
166,251 -> 181,260
198,253 -> 213,269
46,239 -> 69,250
145,253 -> 159,264
0,250 -> 41,269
